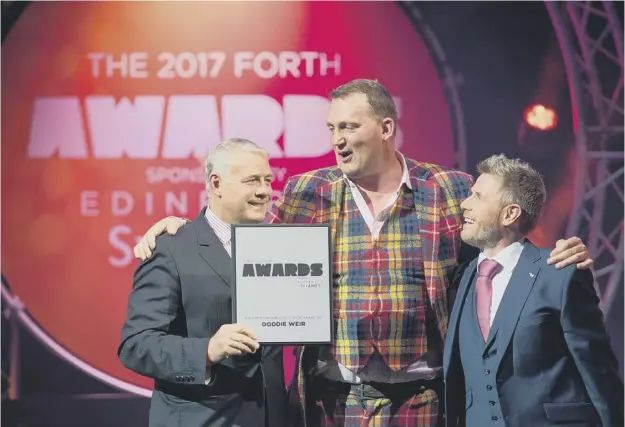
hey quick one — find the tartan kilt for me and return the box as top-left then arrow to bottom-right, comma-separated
286,347 -> 444,427
306,379 -> 443,427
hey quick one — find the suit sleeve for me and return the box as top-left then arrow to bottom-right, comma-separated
434,171 -> 475,300
560,268 -> 624,426
118,241 -> 210,385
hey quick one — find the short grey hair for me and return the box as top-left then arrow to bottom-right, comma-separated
204,138 -> 268,185
476,154 -> 546,234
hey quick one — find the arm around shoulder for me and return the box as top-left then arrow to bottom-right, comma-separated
560,268 -> 624,426
118,240 -> 210,385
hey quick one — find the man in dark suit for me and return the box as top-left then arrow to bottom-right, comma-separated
444,154 -> 623,427
118,138 -> 288,427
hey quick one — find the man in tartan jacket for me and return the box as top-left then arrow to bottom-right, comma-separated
133,79 -> 592,427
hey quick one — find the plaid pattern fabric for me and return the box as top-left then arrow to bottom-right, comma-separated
268,158 -> 472,424
328,185 -> 429,372
313,387 -> 441,427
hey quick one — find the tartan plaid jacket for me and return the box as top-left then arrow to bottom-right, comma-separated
267,157 -> 473,420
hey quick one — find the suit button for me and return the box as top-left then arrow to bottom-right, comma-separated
489,401 -> 495,406
175,375 -> 181,382
484,369 -> 491,375
486,385 -> 492,390
190,375 -> 195,381
491,416 -> 498,421
484,354 -> 490,360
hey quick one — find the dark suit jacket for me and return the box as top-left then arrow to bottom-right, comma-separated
118,210 -> 288,427
443,241 -> 623,427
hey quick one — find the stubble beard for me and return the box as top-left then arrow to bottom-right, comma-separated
462,222 -> 504,251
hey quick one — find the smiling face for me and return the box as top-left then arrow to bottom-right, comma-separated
326,93 -> 394,180
209,149 -> 273,224
460,173 -> 507,250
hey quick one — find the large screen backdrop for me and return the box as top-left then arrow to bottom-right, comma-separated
2,2 -> 457,394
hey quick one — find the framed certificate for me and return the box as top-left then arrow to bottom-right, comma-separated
231,224 -> 333,345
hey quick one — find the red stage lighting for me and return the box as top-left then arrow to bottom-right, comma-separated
524,104 -> 558,131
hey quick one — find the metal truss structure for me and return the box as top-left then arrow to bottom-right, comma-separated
399,1 -> 469,172
546,1 -> 624,317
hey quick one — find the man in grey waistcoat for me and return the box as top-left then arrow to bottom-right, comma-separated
443,154 -> 623,427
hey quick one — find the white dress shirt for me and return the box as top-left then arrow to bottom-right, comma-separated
344,151 -> 413,240
477,239 -> 526,325
205,206 -> 232,256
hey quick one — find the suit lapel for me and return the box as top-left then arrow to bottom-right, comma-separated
491,242 -> 541,371
298,171 -> 344,409
191,209 -> 232,287
444,258 -> 478,376
315,170 -> 345,247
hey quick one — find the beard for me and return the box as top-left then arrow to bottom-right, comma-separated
461,219 -> 504,250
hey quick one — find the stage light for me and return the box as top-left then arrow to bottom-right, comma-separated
524,104 -> 558,131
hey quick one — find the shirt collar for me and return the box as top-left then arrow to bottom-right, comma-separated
478,238 -> 526,272
204,206 -> 232,244
343,151 -> 412,191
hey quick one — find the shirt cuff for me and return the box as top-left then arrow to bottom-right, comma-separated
204,366 -> 213,385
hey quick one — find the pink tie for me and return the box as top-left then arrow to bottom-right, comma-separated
476,259 -> 502,341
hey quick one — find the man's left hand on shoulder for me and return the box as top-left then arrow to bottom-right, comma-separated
547,236 -> 594,269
